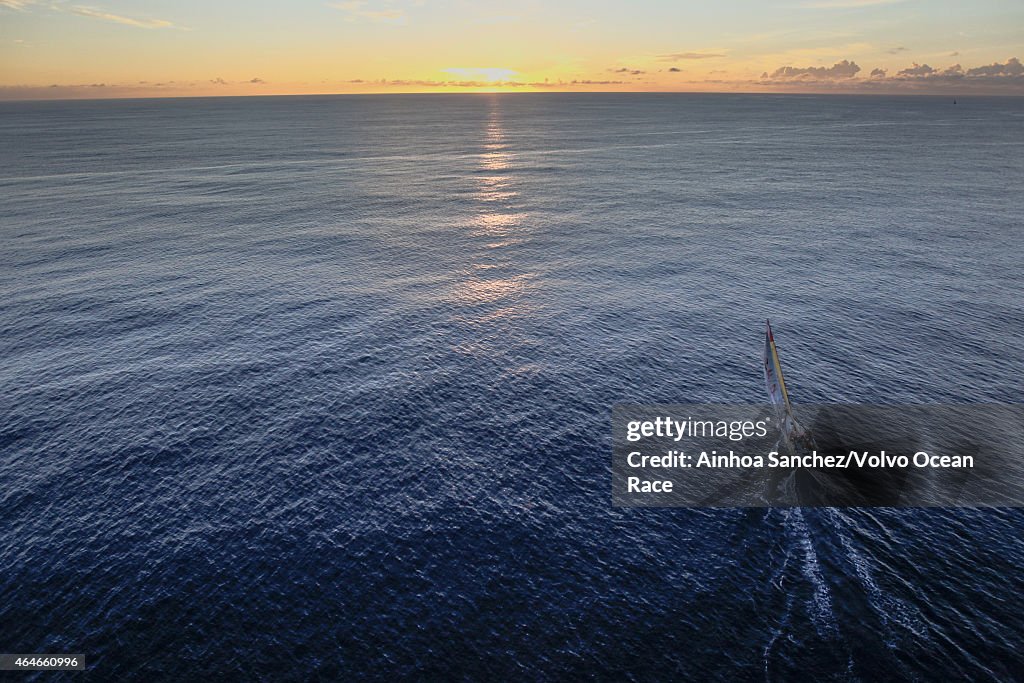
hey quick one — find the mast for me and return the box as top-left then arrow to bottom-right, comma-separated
764,319 -> 792,412
764,319 -> 808,446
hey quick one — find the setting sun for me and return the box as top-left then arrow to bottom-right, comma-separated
1,0 -> 1022,99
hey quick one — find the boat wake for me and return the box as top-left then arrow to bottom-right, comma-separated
786,508 -> 839,640
825,509 -> 931,646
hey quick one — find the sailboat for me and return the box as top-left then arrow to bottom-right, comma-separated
764,319 -> 815,455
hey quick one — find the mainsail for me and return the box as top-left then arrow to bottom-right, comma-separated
764,319 -> 810,448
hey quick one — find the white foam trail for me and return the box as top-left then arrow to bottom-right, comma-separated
763,511 -> 797,680
826,509 -> 931,644
788,508 -> 840,639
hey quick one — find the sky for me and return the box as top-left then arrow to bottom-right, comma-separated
1,0 -> 1023,99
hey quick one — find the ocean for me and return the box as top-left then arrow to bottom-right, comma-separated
1,93 -> 1023,679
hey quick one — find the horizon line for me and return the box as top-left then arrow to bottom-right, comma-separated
4,89 -> 1020,104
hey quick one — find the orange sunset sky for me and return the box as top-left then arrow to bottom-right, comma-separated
1,0 -> 1023,99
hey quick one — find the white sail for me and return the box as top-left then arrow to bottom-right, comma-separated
764,319 -> 809,447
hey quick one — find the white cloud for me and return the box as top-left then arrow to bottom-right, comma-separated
70,6 -> 179,29
898,63 -> 934,77
767,59 -> 861,80
753,55 -> 1024,92
967,57 -> 1024,77
657,52 -> 727,62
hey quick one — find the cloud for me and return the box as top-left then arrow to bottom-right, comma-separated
4,76 -> 637,101
610,67 -> 645,75
347,78 -> 628,89
370,78 -> 522,87
966,57 -> 1024,77
2,2 -> 185,28
329,1 -> 406,23
0,77 -> 287,101
70,6 -> 178,29
525,79 -> 622,88
889,62 -> 965,80
657,52 -> 725,62
767,59 -> 861,80
800,0 -> 905,7
754,55 -> 1024,92
668,67 -> 682,72
878,57 -> 1023,87
757,55 -> 1024,90
0,82 -> 172,100
887,46 -> 908,54
898,63 -> 934,76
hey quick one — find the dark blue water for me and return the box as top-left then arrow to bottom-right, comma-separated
2,93 -> 1023,680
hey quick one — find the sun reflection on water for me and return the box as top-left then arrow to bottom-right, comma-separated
451,272 -> 534,306
449,99 -> 539,342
